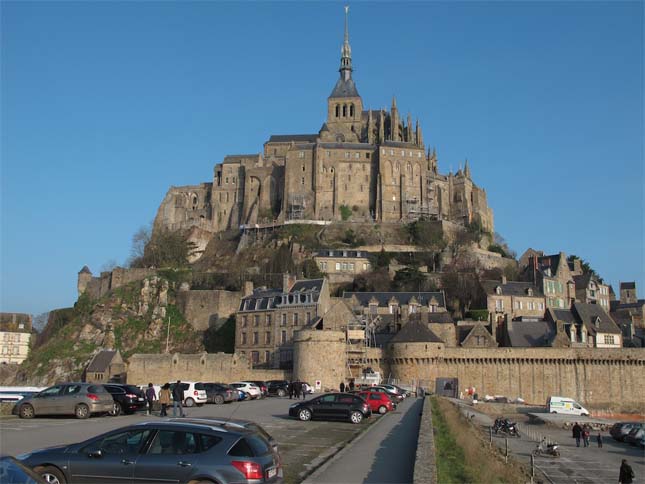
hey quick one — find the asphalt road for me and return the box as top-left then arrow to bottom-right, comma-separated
304,396 -> 422,484
0,395 -> 382,483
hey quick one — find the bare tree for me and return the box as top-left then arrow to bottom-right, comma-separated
128,224 -> 152,267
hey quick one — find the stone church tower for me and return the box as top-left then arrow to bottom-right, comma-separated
153,8 -> 494,239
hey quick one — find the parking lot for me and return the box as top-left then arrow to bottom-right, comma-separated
0,395 -> 380,483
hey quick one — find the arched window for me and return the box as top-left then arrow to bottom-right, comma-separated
343,104 -> 347,117
335,105 -> 340,117
350,104 -> 354,117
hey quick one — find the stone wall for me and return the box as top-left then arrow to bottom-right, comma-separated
413,397 -> 436,484
293,329 -> 347,391
385,345 -> 645,409
80,267 -> 157,299
126,352 -> 289,385
176,289 -> 241,331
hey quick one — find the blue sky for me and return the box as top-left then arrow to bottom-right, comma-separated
1,1 -> 643,315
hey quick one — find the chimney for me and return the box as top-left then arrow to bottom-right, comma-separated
501,275 -> 507,285
243,281 -> 254,297
283,273 -> 292,293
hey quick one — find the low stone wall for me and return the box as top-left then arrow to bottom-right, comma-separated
127,352 -> 289,385
413,396 -> 436,484
176,289 -> 241,331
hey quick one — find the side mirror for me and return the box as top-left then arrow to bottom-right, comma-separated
88,450 -> 103,458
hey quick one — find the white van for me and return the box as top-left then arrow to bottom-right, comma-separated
547,396 -> 590,416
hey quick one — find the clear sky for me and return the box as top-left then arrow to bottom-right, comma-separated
1,1 -> 643,316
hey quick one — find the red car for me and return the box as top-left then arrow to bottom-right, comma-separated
359,391 -> 395,414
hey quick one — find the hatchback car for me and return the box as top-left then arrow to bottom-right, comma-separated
379,384 -> 408,398
624,425 -> 645,446
289,392 -> 371,424
245,381 -> 268,398
169,381 -> 208,407
13,383 -> 114,419
104,384 -> 147,416
202,383 -> 237,404
231,382 -> 262,399
367,386 -> 404,403
266,380 -> 290,397
19,420 -> 282,484
610,422 -> 639,441
358,391 -> 395,414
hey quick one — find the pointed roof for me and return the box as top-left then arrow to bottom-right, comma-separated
330,6 -> 360,99
79,265 -> 92,274
389,320 -> 443,343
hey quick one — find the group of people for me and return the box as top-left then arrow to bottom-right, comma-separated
571,422 -> 601,448
339,381 -> 355,393
287,381 -> 307,399
142,380 -> 187,418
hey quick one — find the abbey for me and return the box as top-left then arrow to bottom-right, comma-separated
154,11 -> 494,235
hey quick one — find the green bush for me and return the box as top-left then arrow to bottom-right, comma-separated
340,205 -> 352,221
466,309 -> 489,321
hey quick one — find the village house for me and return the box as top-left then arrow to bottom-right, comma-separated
547,302 -> 622,348
0,312 -> 32,364
523,252 -> 576,309
83,349 -> 126,383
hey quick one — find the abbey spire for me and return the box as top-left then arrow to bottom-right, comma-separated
329,6 -> 360,99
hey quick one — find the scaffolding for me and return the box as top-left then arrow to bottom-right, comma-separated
345,313 -> 379,381
405,180 -> 439,221
287,194 -> 306,221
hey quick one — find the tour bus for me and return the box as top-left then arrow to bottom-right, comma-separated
547,396 -> 590,416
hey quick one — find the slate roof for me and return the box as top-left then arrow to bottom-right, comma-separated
389,321 -> 443,344
267,134 -> 319,143
548,308 -> 576,325
291,279 -> 324,293
620,282 -> 636,290
481,280 -> 543,297
572,273 -> 604,290
506,320 -> 555,347
573,302 -> 621,335
239,279 -> 324,312
427,312 -> 454,324
537,254 -> 564,277
343,291 -> 446,308
79,265 -> 92,274
86,350 -> 117,373
329,78 -> 360,98
610,299 -> 645,312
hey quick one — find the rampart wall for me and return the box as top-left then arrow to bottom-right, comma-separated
127,352 -> 289,385
384,345 -> 645,408
176,289 -> 241,331
81,267 -> 157,299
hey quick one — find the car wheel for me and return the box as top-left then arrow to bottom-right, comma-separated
277,389 -> 286,397
298,408 -> 312,421
108,402 -> 122,417
378,405 -> 388,415
551,411 -> 557,414
185,398 -> 195,407
35,466 -> 66,484
350,411 -> 363,424
19,403 -> 34,419
75,403 -> 90,419
214,395 -> 225,405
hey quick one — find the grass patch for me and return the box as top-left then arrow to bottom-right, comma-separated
431,397 -> 528,484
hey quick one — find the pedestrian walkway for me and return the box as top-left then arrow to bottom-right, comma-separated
304,396 -> 423,484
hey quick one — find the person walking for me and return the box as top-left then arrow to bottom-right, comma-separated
145,383 -> 156,416
288,381 -> 294,399
582,425 -> 590,447
172,380 -> 186,417
340,382 -> 345,393
349,380 -> 355,391
294,381 -> 302,399
619,459 -> 635,484
159,383 -> 171,417
572,422 -> 582,447
596,431 -> 603,448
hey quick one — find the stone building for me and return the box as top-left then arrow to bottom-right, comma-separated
480,277 -> 546,326
153,9 -> 494,244
0,313 -> 32,364
523,252 -> 576,309
235,276 -> 331,369
547,302 -> 622,348
83,349 -> 126,383
573,273 -> 611,311
314,249 -> 371,280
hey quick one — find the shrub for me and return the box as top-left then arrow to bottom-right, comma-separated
340,205 -> 352,221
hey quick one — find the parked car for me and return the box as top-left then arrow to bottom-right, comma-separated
172,417 -> 279,456
624,425 -> 645,446
289,392 -> 371,424
266,380 -> 290,397
19,420 -> 282,484
368,386 -> 404,403
13,383 -> 114,419
245,381 -> 268,398
639,434 -> 645,449
301,382 -> 314,394
203,383 -> 237,404
231,382 -> 262,400
610,422 -> 639,442
104,384 -> 147,416
358,390 -> 396,414
0,456 -> 46,484
169,381 -> 208,407
379,384 -> 409,398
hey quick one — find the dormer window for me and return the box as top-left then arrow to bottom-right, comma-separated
495,286 -> 502,295
527,288 -> 533,296
594,317 -> 601,329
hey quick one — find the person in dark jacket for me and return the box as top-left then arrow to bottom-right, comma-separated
172,380 -> 186,417
572,422 -> 582,447
288,381 -> 294,399
596,431 -> 603,448
145,383 -> 156,416
619,459 -> 635,484
294,381 -> 302,399
340,382 -> 345,393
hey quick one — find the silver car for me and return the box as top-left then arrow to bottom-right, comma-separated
14,383 -> 114,419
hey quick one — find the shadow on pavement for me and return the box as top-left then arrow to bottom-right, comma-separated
364,398 -> 423,484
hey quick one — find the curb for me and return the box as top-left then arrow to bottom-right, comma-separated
300,400 -> 411,483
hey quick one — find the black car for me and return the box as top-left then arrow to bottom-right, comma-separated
266,380 -> 290,397
19,420 -> 282,484
289,392 -> 371,424
202,383 -> 237,404
104,384 -> 147,415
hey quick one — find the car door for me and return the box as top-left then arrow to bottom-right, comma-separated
334,394 -> 355,419
133,430 -> 201,484
69,428 -> 153,484
312,395 -> 337,419
59,384 -> 83,415
30,385 -> 63,415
